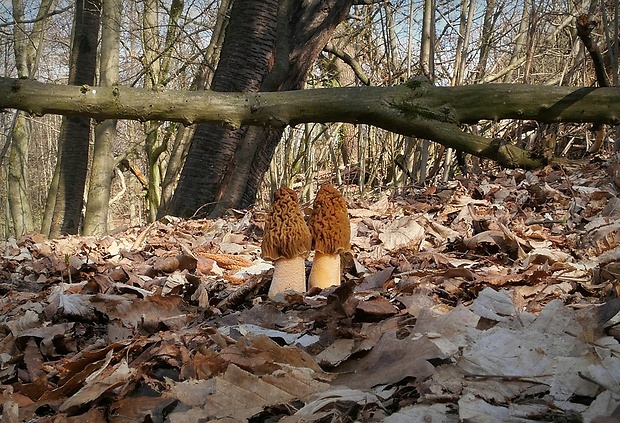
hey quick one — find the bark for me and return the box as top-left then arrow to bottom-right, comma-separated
168,0 -> 355,218
7,0 -> 57,236
383,3 -> 399,77
237,0 -> 355,213
7,113 -> 35,235
476,0 -> 497,81
167,0 -> 279,218
420,0 -> 435,82
504,0 -> 532,82
324,42 -> 371,86
418,0 -> 436,181
325,30 -> 360,167
141,0 -> 166,221
451,0 -> 475,86
46,0 -> 101,237
5,77 -> 620,172
577,14 -> 612,87
82,0 -> 121,236
159,0 -> 231,214
141,0 -> 200,222
5,78 -> 619,128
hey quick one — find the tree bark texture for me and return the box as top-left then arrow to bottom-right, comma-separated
4,77 -> 620,127
3,76 -> 620,169
168,0 -> 354,218
46,0 -> 101,237
159,0 -> 231,214
7,0 -> 57,236
166,0 -> 279,218
83,0 -> 121,236
7,113 -> 35,235
476,0 -> 497,81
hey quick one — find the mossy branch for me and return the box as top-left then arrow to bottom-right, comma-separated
2,77 -> 619,169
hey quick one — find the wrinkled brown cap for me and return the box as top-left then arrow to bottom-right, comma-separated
261,187 -> 312,261
309,184 -> 351,254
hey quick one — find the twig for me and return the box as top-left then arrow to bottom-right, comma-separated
131,221 -> 156,251
576,15 -> 611,87
464,373 -> 551,385
576,14 -> 609,153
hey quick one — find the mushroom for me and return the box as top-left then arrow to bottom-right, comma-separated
261,187 -> 312,298
308,184 -> 351,290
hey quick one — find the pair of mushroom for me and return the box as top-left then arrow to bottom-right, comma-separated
261,184 -> 350,298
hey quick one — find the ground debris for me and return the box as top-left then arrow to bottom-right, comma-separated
1,159 -> 619,421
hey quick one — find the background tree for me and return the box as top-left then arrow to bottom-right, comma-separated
82,0 -> 121,236
45,0 -> 101,237
167,0 -> 361,218
5,0 -> 57,236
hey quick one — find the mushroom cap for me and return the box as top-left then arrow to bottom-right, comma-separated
308,184 -> 351,254
261,187 -> 312,261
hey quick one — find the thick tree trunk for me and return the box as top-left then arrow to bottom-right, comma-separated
46,0 -> 101,236
236,0 -> 354,213
168,0 -> 279,218
83,0 -> 121,236
169,0 -> 354,218
159,0 -> 231,214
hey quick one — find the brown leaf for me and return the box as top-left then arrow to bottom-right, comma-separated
167,363 -> 328,421
198,252 -> 253,270
356,266 -> 394,291
356,297 -> 398,319
108,267 -> 128,282
334,329 -> 442,390
66,407 -> 107,423
60,356 -> 135,412
109,396 -> 177,423
23,339 -> 44,382
44,286 -> 94,320
153,256 -> 181,273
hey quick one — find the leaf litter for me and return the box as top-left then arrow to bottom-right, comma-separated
1,159 -> 620,422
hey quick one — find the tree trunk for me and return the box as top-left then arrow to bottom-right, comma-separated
169,0 -> 354,218
420,0 -> 436,82
417,0 -> 436,182
476,0 -> 497,81
46,0 -> 101,237
7,113 -> 35,235
504,0 -> 532,82
159,0 -> 231,215
168,0 -> 279,218
451,0 -> 475,86
141,0 -> 187,222
83,0 -> 121,236
8,0 -> 57,236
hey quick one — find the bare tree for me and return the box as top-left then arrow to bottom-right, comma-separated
476,0 -> 498,81
417,0 -> 436,182
82,0 -> 121,236
6,0 -> 57,236
2,0 -> 618,236
166,0 -> 358,219
159,0 -> 232,214
45,0 -> 101,237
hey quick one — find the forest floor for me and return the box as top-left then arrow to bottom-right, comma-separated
1,158 -> 620,422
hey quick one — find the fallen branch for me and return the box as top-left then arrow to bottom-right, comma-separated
2,77 -> 620,169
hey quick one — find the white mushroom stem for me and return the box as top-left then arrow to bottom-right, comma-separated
308,252 -> 341,290
268,256 -> 307,298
